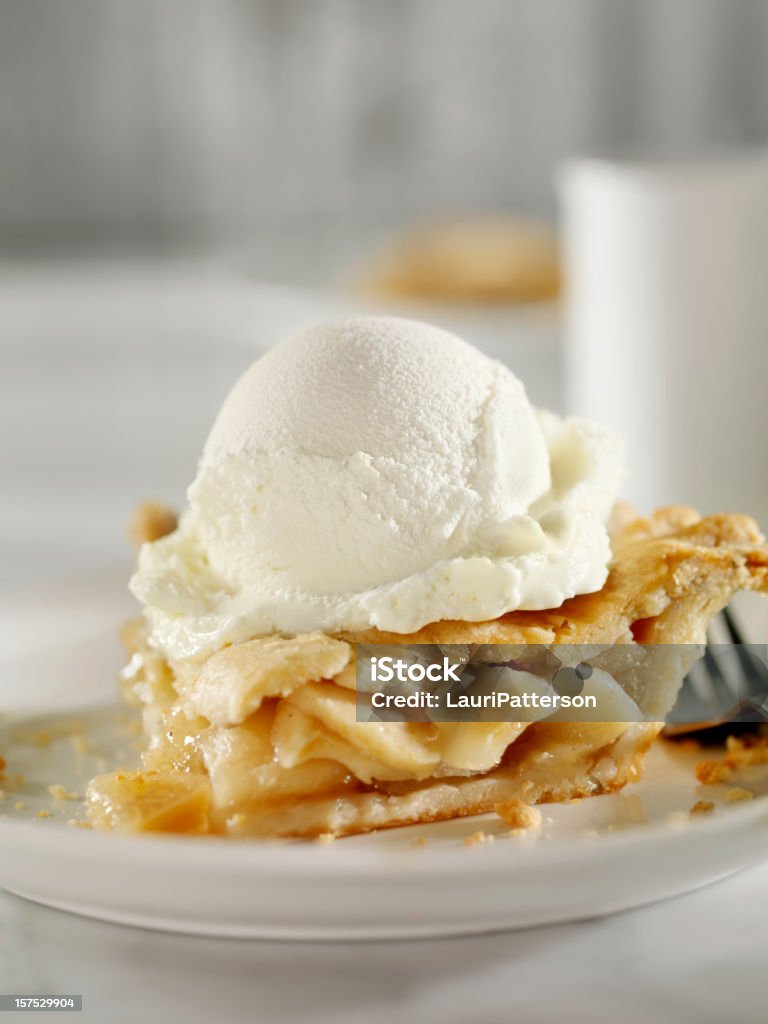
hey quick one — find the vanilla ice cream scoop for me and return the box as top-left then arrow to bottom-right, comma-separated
133,317 -> 623,657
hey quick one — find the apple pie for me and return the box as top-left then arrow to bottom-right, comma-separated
86,505 -> 768,838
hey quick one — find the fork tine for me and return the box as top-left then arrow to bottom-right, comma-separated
721,607 -> 746,645
682,655 -> 721,713
702,647 -> 738,707
722,608 -> 768,695
716,646 -> 754,700
666,612 -> 768,738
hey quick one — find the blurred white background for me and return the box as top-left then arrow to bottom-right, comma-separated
2,0 -> 768,251
1,0 -> 767,586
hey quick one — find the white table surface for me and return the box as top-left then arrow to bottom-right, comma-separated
1,861 -> 766,1024
0,261 -> 765,1023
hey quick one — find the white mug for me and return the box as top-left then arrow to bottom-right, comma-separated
560,153 -> 768,530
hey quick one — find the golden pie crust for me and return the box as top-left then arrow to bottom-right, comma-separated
86,506 -> 768,838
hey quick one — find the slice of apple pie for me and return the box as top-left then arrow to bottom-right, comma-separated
86,505 -> 768,838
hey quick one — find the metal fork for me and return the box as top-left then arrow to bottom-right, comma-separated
663,608 -> 768,741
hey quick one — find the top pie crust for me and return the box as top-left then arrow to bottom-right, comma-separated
343,506 -> 768,647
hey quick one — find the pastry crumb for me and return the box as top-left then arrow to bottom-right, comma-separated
463,830 -> 494,847
666,811 -> 690,829
724,787 -> 754,803
36,809 -> 52,818
128,501 -> 178,549
48,784 -> 80,801
690,800 -> 715,816
726,735 -> 768,765
494,798 -> 542,831
14,801 -> 26,811
696,759 -> 733,785
696,734 -> 768,788
410,836 -> 427,848
67,818 -> 92,829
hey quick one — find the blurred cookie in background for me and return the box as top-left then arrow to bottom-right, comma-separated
355,217 -> 560,304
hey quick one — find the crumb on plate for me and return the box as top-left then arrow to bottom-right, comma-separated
463,830 -> 495,847
724,787 -> 754,803
48,784 -> 80,801
494,798 -> 542,831
696,733 -> 768,786
695,760 -> 733,785
690,800 -> 715,816
666,811 -> 690,829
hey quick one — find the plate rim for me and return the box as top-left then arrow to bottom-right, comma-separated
1,755 -> 768,879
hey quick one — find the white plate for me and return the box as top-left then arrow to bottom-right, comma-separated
1,575 -> 768,940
